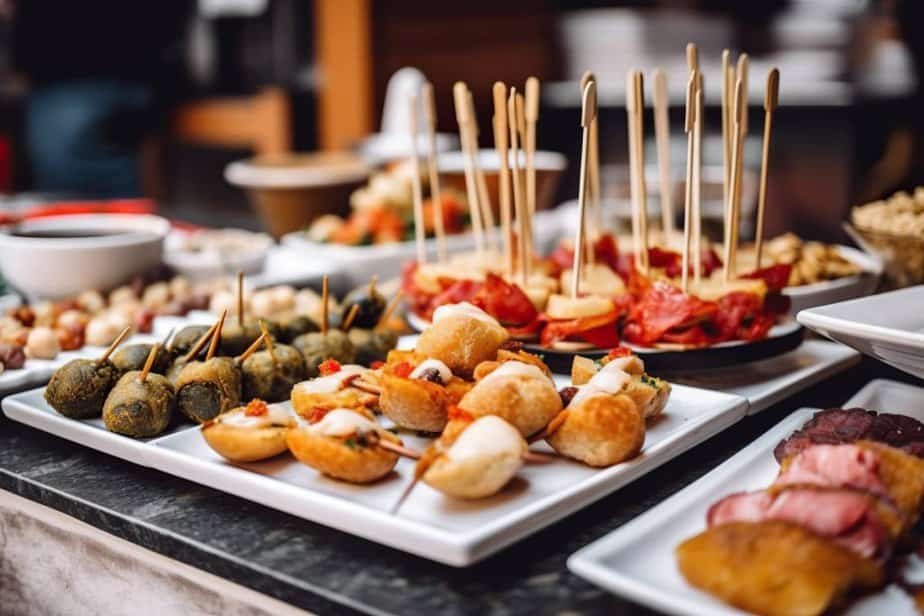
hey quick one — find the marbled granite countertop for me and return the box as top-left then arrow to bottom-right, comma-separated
0,360 -> 913,615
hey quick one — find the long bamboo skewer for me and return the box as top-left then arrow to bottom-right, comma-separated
321,276 -> 329,336
682,71 -> 698,293
580,71 -> 598,267
180,322 -> 218,364
525,77 -> 541,217
492,82 -> 514,278
206,309 -> 227,361
571,80 -> 597,298
98,326 -> 131,364
508,89 -> 528,286
633,71 -> 649,274
724,79 -> 746,282
515,93 -> 534,280
653,68 -> 674,247
237,271 -> 245,328
693,74 -> 704,287
421,82 -> 446,263
626,71 -> 642,272
721,50 -> 732,215
139,344 -> 160,383
466,91 -> 497,252
452,82 -> 485,258
408,93 -> 427,265
755,68 -> 779,269
736,53 -> 750,139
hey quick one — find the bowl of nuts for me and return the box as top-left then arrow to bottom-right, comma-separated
851,188 -> 924,289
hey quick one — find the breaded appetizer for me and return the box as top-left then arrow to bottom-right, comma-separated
290,363 -> 377,420
378,357 -> 472,433
286,408 -> 402,483
416,302 -> 509,378
201,399 -> 295,462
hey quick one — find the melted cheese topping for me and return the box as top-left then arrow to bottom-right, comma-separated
218,404 -> 292,429
432,302 -> 499,327
570,361 -> 633,407
309,408 -> 380,438
295,365 -> 366,394
606,355 -> 645,376
410,358 -> 452,383
480,360 -> 549,386
446,416 -> 524,462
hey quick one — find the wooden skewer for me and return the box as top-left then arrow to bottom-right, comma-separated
755,68 -> 779,269
351,378 -> 383,395
580,71 -> 598,267
375,291 -> 403,332
376,438 -> 421,460
181,321 -> 219,364
686,42 -> 699,72
161,326 -> 177,352
736,53 -> 750,139
237,271 -> 245,328
421,82 -> 446,263
408,92 -> 427,265
523,450 -> 557,464
258,319 -> 277,364
391,446 -> 441,514
720,50 -> 732,213
321,276 -> 329,336
341,304 -> 360,332
467,91 -> 497,252
724,79 -> 746,283
206,309 -> 227,361
571,80 -> 597,298
139,343 -> 159,383
626,71 -> 641,271
235,332 -> 267,364
693,74 -> 704,287
515,93 -> 534,279
493,82 -> 514,278
507,89 -> 528,287
524,76 -> 541,219
682,71 -> 698,294
632,71 -> 649,274
452,82 -> 485,257
368,275 -> 377,298
98,326 -> 131,364
653,68 -> 674,246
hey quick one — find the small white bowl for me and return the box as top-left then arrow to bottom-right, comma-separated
0,213 -> 169,300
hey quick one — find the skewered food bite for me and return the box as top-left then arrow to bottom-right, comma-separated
221,318 -> 280,357
45,358 -> 120,418
241,342 -> 306,403
416,302 -> 509,378
457,359 -> 561,438
102,370 -> 175,438
110,343 -> 173,375
348,327 -> 398,366
201,399 -> 295,462
293,329 -> 355,377
421,414 -> 527,499
175,356 -> 242,424
290,363 -> 377,419
169,324 -> 212,357
341,279 -> 386,330
378,355 -> 472,432
286,408 -> 402,483
275,313 -> 318,343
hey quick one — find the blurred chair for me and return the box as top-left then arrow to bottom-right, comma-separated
141,87 -> 291,199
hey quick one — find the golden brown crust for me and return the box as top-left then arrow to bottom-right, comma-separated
676,521 -> 883,616
458,374 -> 562,437
285,425 -> 400,484
201,421 -> 292,462
416,316 -> 508,378
378,374 -> 471,432
290,386 -> 377,420
546,393 -> 644,467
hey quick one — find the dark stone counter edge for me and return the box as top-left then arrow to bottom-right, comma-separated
0,468 -> 375,616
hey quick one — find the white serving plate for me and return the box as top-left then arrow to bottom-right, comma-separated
798,285 -> 924,379
568,379 -> 924,615
281,209 -> 562,288
3,383 -> 747,567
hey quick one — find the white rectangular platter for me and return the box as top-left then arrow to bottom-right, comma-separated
3,383 -> 747,567
798,285 -> 924,379
567,378 -> 924,615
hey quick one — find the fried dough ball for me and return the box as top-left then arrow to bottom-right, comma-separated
458,361 -> 562,437
201,400 -> 295,462
379,371 -> 472,433
286,409 -> 401,483
422,416 -> 527,499
546,393 -> 644,467
416,303 -> 508,378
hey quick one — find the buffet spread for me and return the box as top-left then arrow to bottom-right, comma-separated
1,40 -> 920,616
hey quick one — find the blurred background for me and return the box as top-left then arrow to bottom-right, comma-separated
0,0 -> 919,241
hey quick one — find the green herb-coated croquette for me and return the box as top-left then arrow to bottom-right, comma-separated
242,344 -> 307,403
45,359 -> 120,419
175,357 -> 242,423
103,371 -> 176,438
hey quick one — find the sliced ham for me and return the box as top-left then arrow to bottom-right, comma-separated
775,444 -> 887,498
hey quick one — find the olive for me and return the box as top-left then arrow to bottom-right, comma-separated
341,285 -> 386,329
103,371 -> 175,438
110,344 -> 173,376
45,358 -> 120,419
241,344 -> 307,403
169,325 -> 211,358
293,330 -> 355,378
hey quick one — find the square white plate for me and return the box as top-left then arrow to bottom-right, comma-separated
3,383 -> 746,567
567,379 -> 924,615
798,285 -> 924,379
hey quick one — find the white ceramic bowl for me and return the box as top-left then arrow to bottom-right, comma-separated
0,214 -> 169,300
